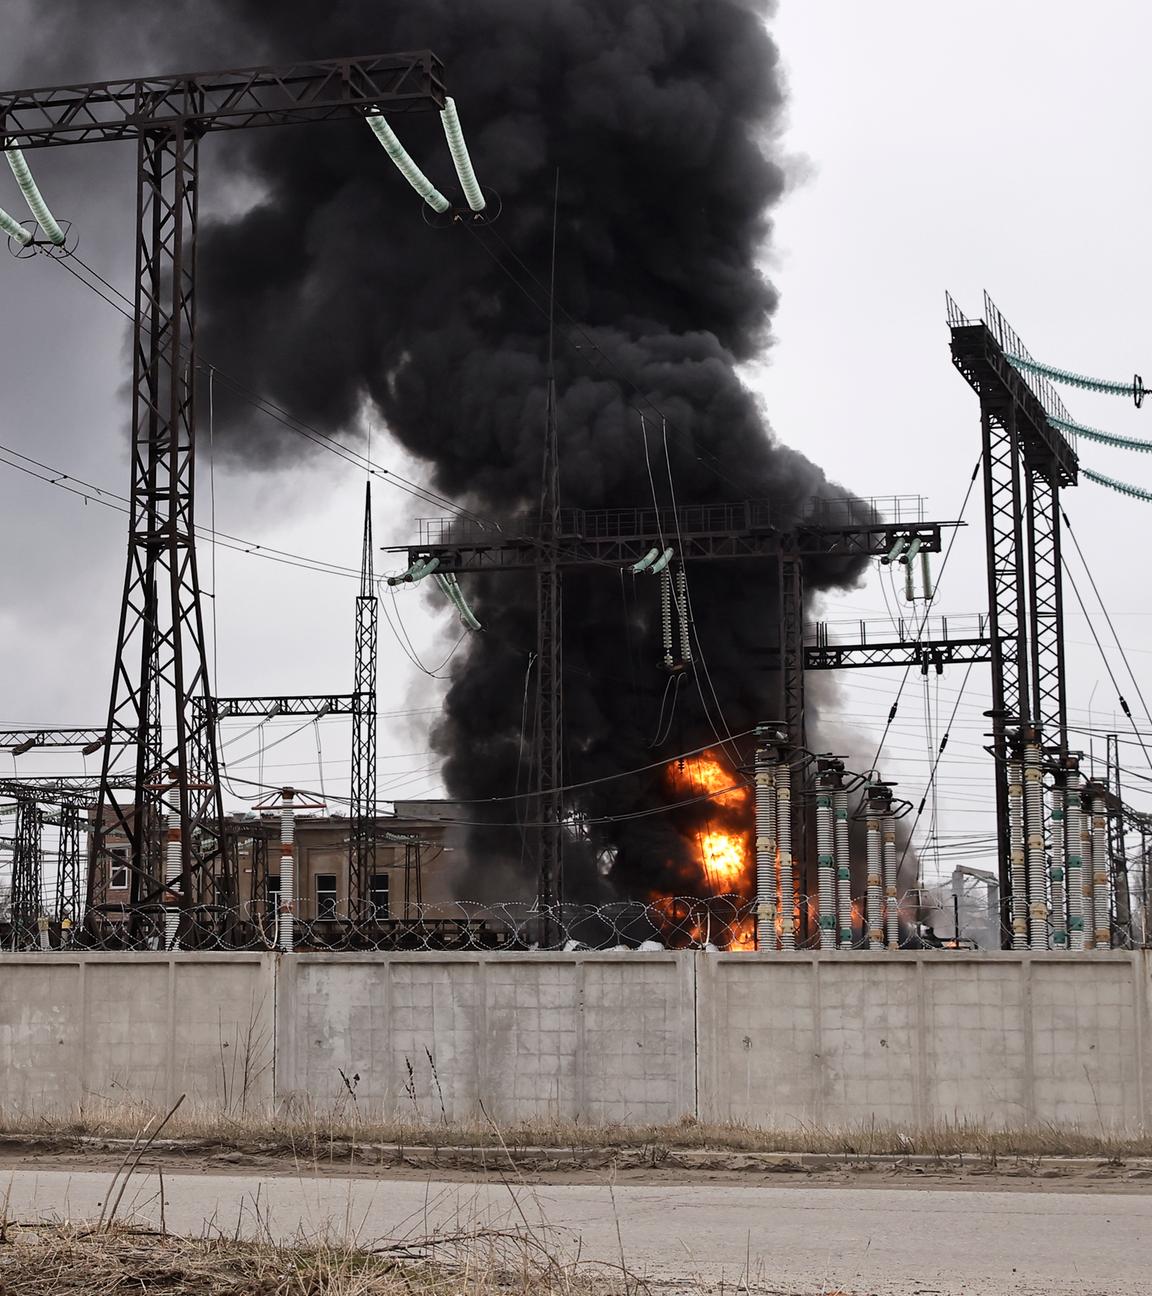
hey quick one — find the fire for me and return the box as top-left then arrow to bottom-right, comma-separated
652,750 -> 755,950
698,828 -> 747,890
666,751 -> 749,807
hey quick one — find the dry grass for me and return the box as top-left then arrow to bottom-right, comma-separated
0,1220 -> 623,1296
2,1098 -> 1152,1162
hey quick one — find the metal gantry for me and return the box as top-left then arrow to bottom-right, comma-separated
0,54 -> 448,936
947,292 -> 1078,946
393,500 -> 954,912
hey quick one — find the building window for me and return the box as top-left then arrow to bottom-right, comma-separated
369,872 -> 389,918
266,876 -> 281,905
315,873 -> 338,920
109,864 -> 129,891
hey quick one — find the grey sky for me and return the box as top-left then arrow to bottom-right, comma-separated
1,1 -> 1150,886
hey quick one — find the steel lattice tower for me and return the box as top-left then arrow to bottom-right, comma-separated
0,55 -> 447,933
55,800 -> 83,926
11,797 -> 43,943
948,291 -> 1078,945
349,482 -> 378,920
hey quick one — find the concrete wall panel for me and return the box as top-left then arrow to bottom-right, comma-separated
279,953 -> 696,1124
0,955 -> 276,1114
697,952 -> 1152,1131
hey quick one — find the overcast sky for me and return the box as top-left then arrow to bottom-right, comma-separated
2,1 -> 1151,889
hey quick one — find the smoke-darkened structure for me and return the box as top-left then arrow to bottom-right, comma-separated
17,0 -> 867,901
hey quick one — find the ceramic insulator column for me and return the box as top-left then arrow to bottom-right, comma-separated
815,775 -> 836,950
1049,779 -> 1068,950
754,744 -> 778,951
882,812 -> 899,949
278,790 -> 296,954
866,804 -> 882,950
1065,766 -> 1085,950
1080,785 -> 1096,949
164,796 -> 181,951
676,567 -> 693,664
776,761 -> 794,950
660,570 -> 674,670
1023,741 -> 1049,950
1008,756 -> 1027,950
834,787 -> 852,949
1092,794 -> 1110,949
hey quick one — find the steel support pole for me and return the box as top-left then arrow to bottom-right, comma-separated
534,373 -> 563,939
11,797 -> 42,948
54,800 -> 82,927
349,483 -> 378,923
93,118 -> 223,929
980,401 -> 1031,947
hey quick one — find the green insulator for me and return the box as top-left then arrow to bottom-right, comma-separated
410,556 -> 441,581
0,203 -> 31,245
440,98 -> 486,212
365,115 -> 450,213
4,148 -> 65,245
437,572 -> 482,631
1007,351 -> 1134,398
649,546 -> 675,576
1050,415 -> 1152,454
1083,465 -> 1152,503
630,546 -> 660,574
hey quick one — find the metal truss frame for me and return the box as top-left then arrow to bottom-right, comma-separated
0,56 -> 447,934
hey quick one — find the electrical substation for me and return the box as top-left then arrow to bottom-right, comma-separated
0,52 -> 1150,965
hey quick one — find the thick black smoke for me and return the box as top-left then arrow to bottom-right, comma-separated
17,0 -> 869,901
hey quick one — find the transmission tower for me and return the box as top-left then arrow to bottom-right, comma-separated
0,55 -> 448,933
948,292 -> 1077,944
349,482 -> 379,920
10,796 -> 42,944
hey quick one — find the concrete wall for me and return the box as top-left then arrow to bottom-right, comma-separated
277,952 -> 696,1123
0,954 -> 276,1113
696,952 -> 1151,1129
3,950 -> 1150,1130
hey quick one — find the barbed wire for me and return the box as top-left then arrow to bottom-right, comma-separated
0,892 -> 959,954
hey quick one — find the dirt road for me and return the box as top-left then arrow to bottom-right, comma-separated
1,1164 -> 1148,1295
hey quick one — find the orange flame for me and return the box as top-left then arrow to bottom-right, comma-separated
653,750 -> 755,950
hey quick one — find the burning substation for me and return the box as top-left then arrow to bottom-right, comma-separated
0,2 -> 1147,960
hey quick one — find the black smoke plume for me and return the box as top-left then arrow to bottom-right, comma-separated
17,0 -> 869,902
